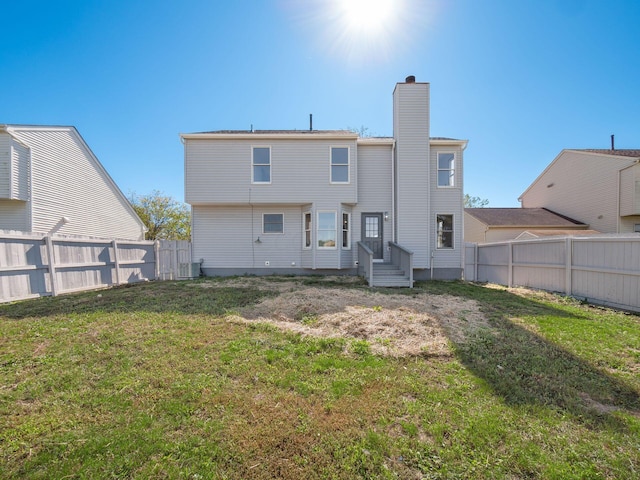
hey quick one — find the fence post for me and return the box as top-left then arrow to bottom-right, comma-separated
565,237 -> 572,295
154,240 -> 160,280
508,241 -> 513,288
112,240 -> 121,285
44,235 -> 59,297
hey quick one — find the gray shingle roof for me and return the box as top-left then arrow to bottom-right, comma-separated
574,149 -> 640,158
465,208 -> 586,227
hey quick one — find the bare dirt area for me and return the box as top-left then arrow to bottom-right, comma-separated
202,277 -> 489,357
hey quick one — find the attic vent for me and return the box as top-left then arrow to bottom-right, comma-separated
405,75 -> 416,83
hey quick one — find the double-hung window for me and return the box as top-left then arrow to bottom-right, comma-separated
436,214 -> 454,249
330,147 -> 349,183
342,213 -> 350,249
437,152 -> 455,187
252,147 -> 271,183
317,211 -> 337,248
303,212 -> 312,248
263,213 -> 283,234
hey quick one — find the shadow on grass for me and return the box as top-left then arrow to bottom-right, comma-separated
0,279 -> 276,319
425,281 -> 640,428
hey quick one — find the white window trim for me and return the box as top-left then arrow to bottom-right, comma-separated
437,151 -> 455,188
342,212 -> 351,250
252,145 -> 271,184
262,212 -> 284,234
330,146 -> 350,184
436,213 -> 455,249
317,210 -> 338,249
303,211 -> 312,249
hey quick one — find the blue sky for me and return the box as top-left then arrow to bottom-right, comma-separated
2,0 -> 639,207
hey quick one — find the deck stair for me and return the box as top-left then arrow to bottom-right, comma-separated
371,262 -> 412,287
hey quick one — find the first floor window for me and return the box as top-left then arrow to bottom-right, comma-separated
252,146 -> 271,183
318,211 -> 337,248
436,214 -> 454,248
304,212 -> 312,248
342,213 -> 350,249
263,213 -> 283,233
635,224 -> 640,233
437,152 -> 455,187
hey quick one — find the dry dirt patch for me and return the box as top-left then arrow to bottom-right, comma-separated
211,278 -> 488,357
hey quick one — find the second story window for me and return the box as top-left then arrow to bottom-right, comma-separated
331,147 -> 349,183
252,147 -> 271,183
437,152 -> 455,187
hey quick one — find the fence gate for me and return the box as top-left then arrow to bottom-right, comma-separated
156,240 -> 197,280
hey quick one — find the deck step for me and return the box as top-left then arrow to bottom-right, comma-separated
371,263 -> 411,287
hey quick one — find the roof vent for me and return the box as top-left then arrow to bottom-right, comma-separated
405,75 -> 416,83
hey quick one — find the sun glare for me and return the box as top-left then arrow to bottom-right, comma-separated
338,0 -> 395,33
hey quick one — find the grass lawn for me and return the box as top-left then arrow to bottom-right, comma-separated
1,277 -> 639,479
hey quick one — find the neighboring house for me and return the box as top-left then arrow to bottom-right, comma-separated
464,207 -> 593,243
182,76 -> 468,285
0,125 -> 146,240
519,149 -> 640,234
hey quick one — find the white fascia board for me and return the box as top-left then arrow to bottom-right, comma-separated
180,132 -> 359,141
430,139 -> 468,150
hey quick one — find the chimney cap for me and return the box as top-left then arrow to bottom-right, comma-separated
405,75 -> 416,83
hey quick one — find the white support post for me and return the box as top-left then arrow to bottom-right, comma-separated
112,240 -> 121,285
44,235 -> 58,297
508,241 -> 513,288
565,237 -> 572,295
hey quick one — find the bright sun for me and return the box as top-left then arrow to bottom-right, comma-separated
337,0 -> 396,33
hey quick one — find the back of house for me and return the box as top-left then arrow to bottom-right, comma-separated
182,77 -> 467,283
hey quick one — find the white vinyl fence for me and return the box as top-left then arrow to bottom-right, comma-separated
0,232 -> 198,303
465,235 -> 640,312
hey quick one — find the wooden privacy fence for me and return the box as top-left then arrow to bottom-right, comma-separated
465,235 -> 640,312
0,231 -> 157,303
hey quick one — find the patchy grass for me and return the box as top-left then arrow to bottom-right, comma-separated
1,277 -> 639,479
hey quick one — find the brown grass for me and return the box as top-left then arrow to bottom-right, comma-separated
211,277 -> 489,357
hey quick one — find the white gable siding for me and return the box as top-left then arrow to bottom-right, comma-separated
620,163 -> 640,217
8,128 -> 145,240
185,138 -> 358,206
393,82 -> 430,267
0,200 -> 29,231
11,140 -> 30,201
353,144 -> 394,263
521,151 -> 635,234
0,134 -> 10,198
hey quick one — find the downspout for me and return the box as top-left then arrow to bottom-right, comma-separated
391,141 -> 397,243
617,167 -> 621,233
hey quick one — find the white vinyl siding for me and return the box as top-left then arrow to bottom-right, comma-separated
353,144 -> 393,263
6,127 -> 145,240
185,138 -> 357,205
393,81 -> 431,267
192,205 -> 302,269
0,199 -> 29,231
0,134 -> 10,198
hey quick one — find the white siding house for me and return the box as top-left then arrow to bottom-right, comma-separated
519,149 -> 640,234
182,77 -> 468,285
0,125 -> 146,240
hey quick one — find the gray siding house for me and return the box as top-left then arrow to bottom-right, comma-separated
0,125 -> 146,240
182,77 -> 467,286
